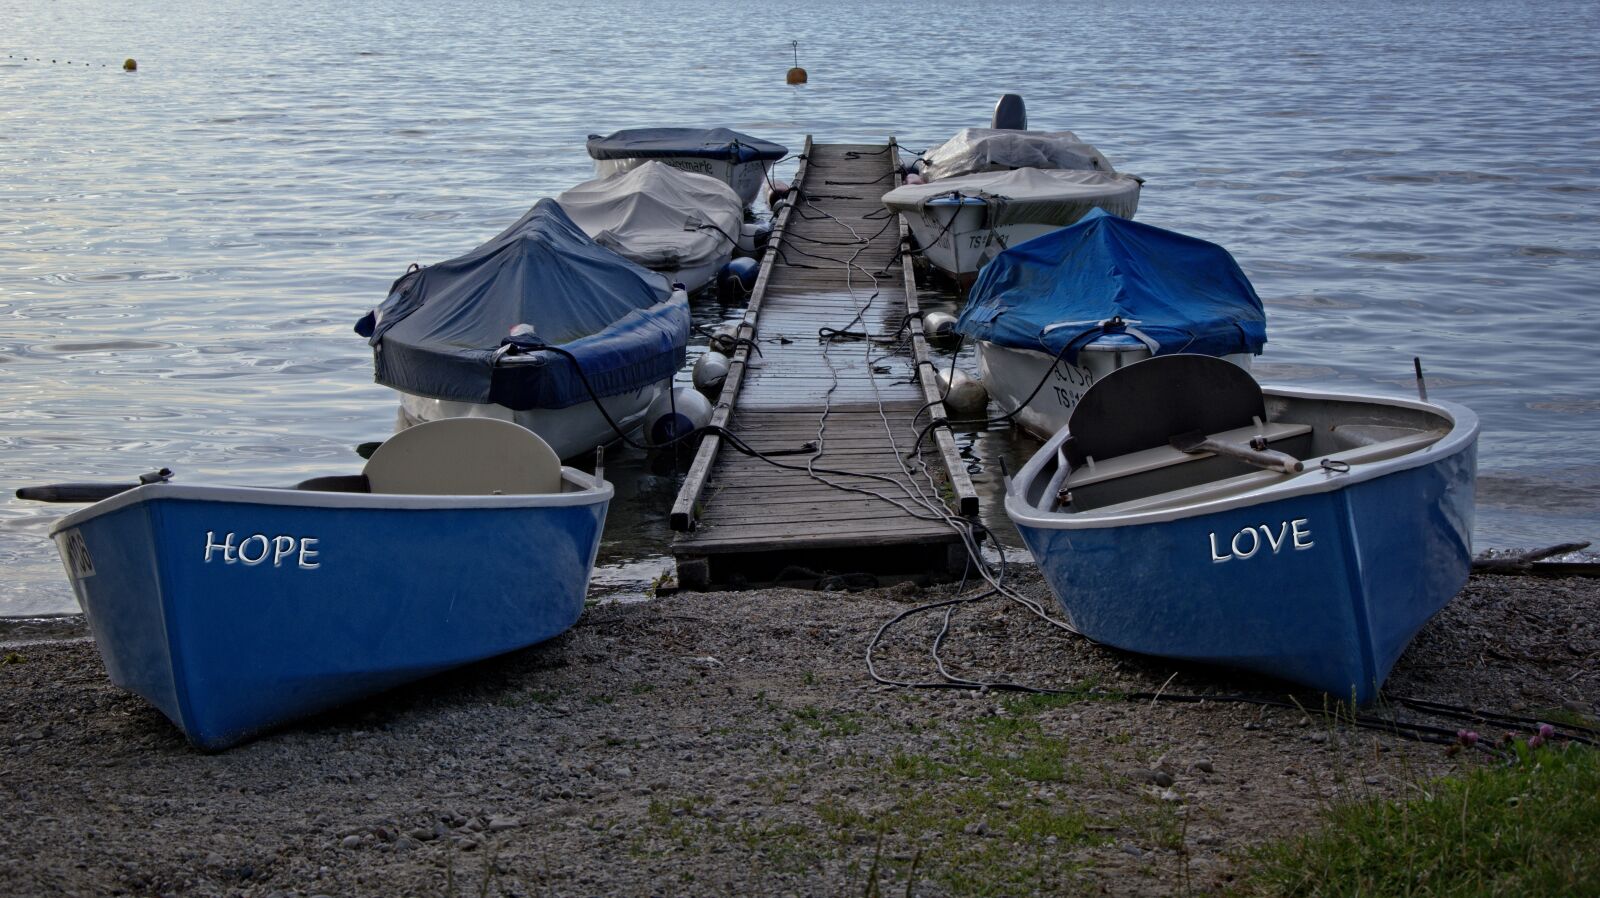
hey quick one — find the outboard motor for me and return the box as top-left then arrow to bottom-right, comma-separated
992,93 -> 1027,130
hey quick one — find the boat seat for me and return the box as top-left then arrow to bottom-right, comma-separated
1082,428 -> 1448,516
1066,421 -> 1313,489
363,418 -> 562,496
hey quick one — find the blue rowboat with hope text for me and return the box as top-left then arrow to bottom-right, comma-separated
23,419 -> 610,750
1005,355 -> 1477,704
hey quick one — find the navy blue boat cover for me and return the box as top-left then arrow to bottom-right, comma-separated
586,128 -> 787,163
362,200 -> 689,411
957,209 -> 1267,364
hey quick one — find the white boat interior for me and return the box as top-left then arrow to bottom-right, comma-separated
1015,390 -> 1455,519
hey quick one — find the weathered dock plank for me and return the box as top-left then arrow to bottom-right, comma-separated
669,139 -> 977,589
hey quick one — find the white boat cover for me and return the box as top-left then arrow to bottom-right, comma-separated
556,161 -> 744,272
882,168 -> 1142,228
918,128 -> 1119,181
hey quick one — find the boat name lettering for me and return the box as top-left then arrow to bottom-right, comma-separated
664,160 -> 714,176
1208,519 -> 1313,563
203,531 -> 321,569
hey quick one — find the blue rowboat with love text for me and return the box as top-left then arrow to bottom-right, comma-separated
23,418 -> 609,750
1005,355 -> 1478,704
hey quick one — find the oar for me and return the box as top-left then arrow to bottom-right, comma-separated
1168,431 -> 1303,475
15,468 -> 173,503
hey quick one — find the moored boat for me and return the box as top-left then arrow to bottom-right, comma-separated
956,208 -> 1266,439
1006,355 -> 1478,704
357,200 -> 690,460
884,167 -> 1142,282
585,127 -> 787,207
887,118 -> 1142,282
21,418 -> 612,749
913,126 -> 1123,182
556,160 -> 745,295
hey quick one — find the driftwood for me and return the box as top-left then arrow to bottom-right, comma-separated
1472,541 -> 1596,578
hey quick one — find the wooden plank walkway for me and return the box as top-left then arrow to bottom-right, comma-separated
670,139 -> 978,589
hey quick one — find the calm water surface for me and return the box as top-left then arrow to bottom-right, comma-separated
4,0 -> 1598,615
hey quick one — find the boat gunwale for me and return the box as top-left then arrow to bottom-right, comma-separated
46,469 -> 612,537
1005,385 -> 1478,531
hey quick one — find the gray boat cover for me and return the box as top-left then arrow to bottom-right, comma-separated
556,161 -> 744,272
359,200 -> 688,411
918,128 -> 1118,182
882,168 -> 1142,228
586,128 -> 786,163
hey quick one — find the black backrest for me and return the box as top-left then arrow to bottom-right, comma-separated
1067,355 -> 1265,462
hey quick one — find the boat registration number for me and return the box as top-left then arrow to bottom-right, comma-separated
55,529 -> 96,579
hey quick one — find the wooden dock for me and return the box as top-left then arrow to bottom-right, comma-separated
670,138 -> 979,589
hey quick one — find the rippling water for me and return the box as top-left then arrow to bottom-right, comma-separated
3,0 -> 1598,616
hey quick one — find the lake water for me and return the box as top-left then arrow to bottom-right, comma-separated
4,0 -> 1598,617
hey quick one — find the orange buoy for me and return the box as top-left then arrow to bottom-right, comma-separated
785,41 -> 806,84
123,58 -> 137,71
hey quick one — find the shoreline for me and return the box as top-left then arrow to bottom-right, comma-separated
2,568 -> 1595,896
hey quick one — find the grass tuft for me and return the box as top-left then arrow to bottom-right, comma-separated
1235,743 -> 1600,897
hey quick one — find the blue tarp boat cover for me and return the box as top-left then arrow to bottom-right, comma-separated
956,209 -> 1267,364
586,128 -> 787,164
361,200 -> 689,411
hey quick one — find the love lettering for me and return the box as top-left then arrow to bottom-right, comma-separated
1209,519 -> 1313,563
204,531 -> 321,569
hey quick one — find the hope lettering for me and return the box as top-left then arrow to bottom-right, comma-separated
204,531 -> 321,569
1209,519 -> 1313,563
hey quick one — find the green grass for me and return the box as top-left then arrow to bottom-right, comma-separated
809,700 -> 1118,896
619,689 -> 1132,895
1530,705 -> 1599,732
791,704 -> 863,737
1235,743 -> 1600,897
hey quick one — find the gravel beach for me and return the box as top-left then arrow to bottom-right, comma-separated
1,569 -> 1595,897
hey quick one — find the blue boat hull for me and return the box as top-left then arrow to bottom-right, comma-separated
1010,407 -> 1476,704
49,482 -> 608,749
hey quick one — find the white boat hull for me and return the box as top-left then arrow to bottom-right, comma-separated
396,381 -> 665,461
662,248 -> 732,296
594,156 -> 772,208
903,188 -> 1140,281
907,206 -> 1066,281
978,342 -> 1255,440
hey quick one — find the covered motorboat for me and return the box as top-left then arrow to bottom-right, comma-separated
585,127 -> 787,207
883,167 -> 1142,281
1006,355 -> 1478,704
20,418 -> 611,750
358,200 -> 690,460
557,161 -> 744,295
956,209 -> 1266,438
914,127 -> 1121,182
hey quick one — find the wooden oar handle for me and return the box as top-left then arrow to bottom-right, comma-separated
1199,438 -> 1304,474
16,468 -> 172,503
16,483 -> 140,503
